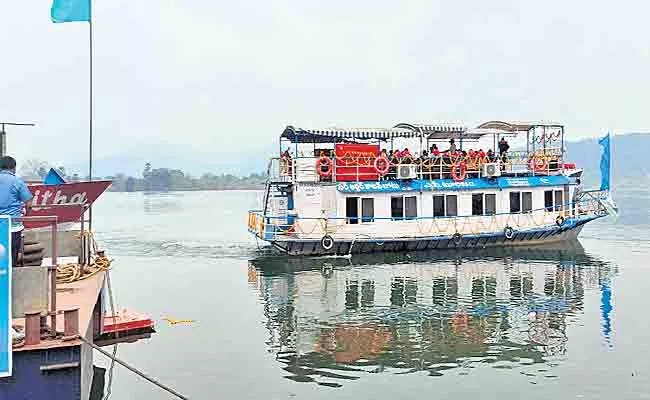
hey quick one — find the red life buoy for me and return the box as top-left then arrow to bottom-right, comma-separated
451,162 -> 467,182
374,156 -> 390,176
316,156 -> 333,177
528,156 -> 548,172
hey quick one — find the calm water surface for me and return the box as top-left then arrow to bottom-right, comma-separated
91,188 -> 650,399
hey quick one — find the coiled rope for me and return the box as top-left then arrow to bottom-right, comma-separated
56,256 -> 113,284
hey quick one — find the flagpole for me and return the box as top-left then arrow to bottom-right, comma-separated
88,17 -> 93,232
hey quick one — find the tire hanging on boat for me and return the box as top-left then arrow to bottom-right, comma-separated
320,235 -> 334,251
452,232 -> 463,245
22,239 -> 45,266
504,226 -> 515,240
555,215 -> 565,226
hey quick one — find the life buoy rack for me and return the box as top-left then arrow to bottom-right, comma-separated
316,156 -> 333,177
320,235 -> 334,251
555,215 -> 565,227
504,226 -> 515,239
374,156 -> 390,176
528,156 -> 549,172
451,162 -> 467,182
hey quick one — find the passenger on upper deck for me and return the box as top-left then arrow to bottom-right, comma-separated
445,139 -> 457,154
430,144 -> 441,157
0,156 -> 33,267
498,138 -> 509,158
281,148 -> 293,176
487,149 -> 496,162
401,148 -> 413,161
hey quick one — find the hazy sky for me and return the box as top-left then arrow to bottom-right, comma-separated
2,0 -> 649,171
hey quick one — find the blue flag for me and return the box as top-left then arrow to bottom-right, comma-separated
51,0 -> 91,23
598,133 -> 610,191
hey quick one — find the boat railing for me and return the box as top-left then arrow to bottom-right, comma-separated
248,197 -> 605,242
13,215 -> 60,339
270,151 -> 568,184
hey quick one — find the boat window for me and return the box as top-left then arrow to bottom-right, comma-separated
446,195 -> 458,217
485,194 -> 496,215
544,190 -> 554,211
391,196 -> 404,220
433,195 -> 445,217
472,194 -> 484,216
361,198 -> 374,223
405,196 -> 417,219
346,197 -> 359,224
509,192 -> 521,213
554,190 -> 563,211
522,192 -> 533,213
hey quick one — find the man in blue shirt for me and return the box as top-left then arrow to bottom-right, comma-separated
0,156 -> 33,267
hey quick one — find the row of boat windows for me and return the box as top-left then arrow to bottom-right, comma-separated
345,190 -> 565,223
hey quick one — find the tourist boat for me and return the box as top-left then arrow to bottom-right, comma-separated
247,121 -> 615,256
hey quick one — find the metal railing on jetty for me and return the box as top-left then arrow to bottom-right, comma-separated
248,194 -> 608,242
267,148 -> 567,184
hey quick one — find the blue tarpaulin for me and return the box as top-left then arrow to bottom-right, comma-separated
43,168 -> 66,185
0,216 -> 12,377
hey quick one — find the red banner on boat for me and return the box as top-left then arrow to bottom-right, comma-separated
334,143 -> 379,181
24,181 -> 112,228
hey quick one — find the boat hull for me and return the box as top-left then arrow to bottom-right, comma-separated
268,222 -> 588,256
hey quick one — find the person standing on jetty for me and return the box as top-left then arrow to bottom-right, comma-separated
0,156 -> 33,266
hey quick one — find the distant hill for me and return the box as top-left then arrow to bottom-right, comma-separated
566,133 -> 650,185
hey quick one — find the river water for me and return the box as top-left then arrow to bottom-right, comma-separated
91,187 -> 650,399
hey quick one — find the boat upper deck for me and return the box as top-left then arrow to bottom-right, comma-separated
270,121 -> 575,185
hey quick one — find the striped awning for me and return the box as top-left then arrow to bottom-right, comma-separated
393,122 -> 489,140
281,126 -> 418,143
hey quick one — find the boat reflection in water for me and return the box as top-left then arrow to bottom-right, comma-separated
247,241 -> 616,387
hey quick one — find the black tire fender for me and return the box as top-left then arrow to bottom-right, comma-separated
320,235 -> 334,251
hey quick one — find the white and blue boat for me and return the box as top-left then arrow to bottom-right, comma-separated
248,121 -> 614,255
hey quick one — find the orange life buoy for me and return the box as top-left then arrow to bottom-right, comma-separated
451,162 -> 467,182
316,156 -> 333,177
374,156 -> 390,176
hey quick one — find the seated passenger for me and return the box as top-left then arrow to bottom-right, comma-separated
401,148 -> 413,162
430,144 -> 441,157
487,149 -> 496,162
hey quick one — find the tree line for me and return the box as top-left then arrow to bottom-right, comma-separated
19,159 -> 266,192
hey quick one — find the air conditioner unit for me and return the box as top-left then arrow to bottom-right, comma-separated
397,164 -> 417,180
482,162 -> 501,178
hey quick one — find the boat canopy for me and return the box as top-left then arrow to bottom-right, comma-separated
394,122 -> 515,141
281,125 -> 417,143
476,121 -> 564,132
281,120 -> 563,144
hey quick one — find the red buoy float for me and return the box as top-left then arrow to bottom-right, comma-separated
374,156 -> 390,176
451,162 -> 467,182
316,156 -> 333,177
